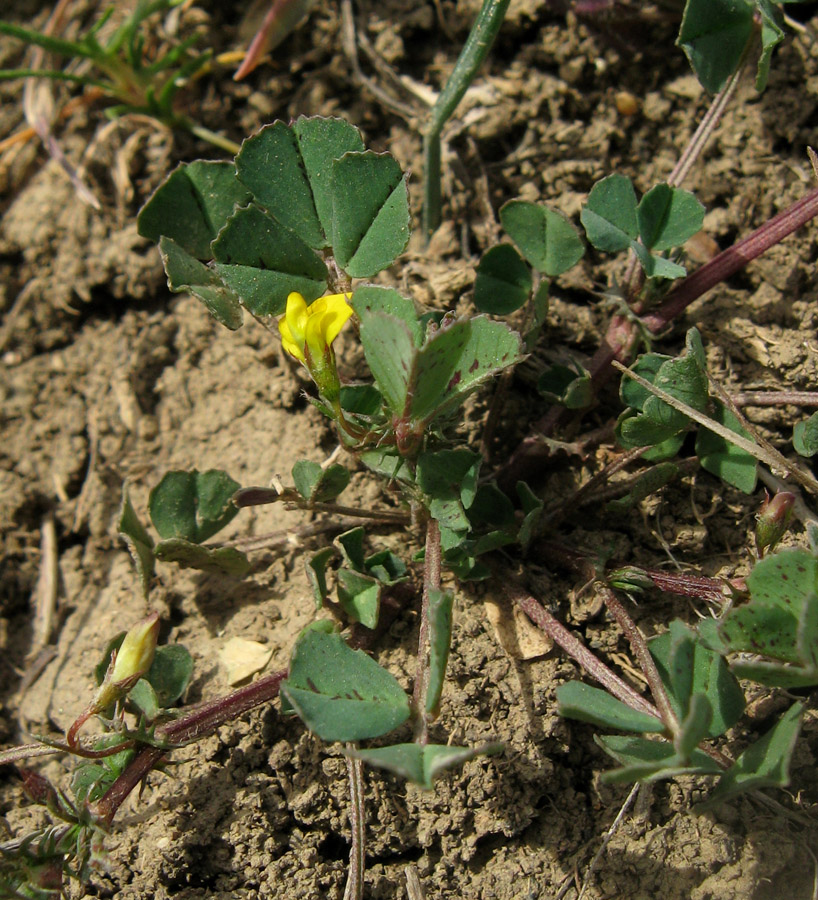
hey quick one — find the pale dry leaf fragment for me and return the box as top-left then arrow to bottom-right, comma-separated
484,593 -> 553,660
220,637 -> 273,685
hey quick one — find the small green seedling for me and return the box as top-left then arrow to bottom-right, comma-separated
0,1 -> 237,152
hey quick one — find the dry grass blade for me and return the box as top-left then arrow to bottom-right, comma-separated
612,360 -> 818,496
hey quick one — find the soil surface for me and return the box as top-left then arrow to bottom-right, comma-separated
2,1 -> 818,898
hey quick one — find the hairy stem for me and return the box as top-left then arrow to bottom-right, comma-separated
503,582 -> 660,720
93,669 -> 286,826
598,586 -> 679,735
413,518 -> 442,745
343,752 -> 366,900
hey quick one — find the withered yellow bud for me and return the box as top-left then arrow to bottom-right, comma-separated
68,612 -> 161,747
110,612 -> 160,684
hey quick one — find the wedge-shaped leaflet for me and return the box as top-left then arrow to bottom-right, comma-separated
500,200 -> 585,276
408,318 -> 522,426
351,285 -> 422,341
235,117 -> 364,249
159,237 -> 244,330
596,734 -> 721,784
695,401 -> 757,493
581,174 -> 638,252
556,682 -> 664,733
358,312 -> 419,415
721,548 -> 818,687
349,742 -> 502,790
336,568 -> 382,629
306,547 -> 335,609
281,630 -> 411,741
637,183 -> 705,253
211,204 -> 327,317
707,702 -> 804,804
138,160 -> 251,259
425,588 -> 454,715
149,469 -> 241,543
331,150 -> 410,277
118,484 -> 155,598
473,244 -> 532,315
794,412 -> 818,457
292,459 -> 351,503
153,539 -> 250,577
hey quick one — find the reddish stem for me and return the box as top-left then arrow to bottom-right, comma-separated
503,581 -> 660,720
93,669 -> 286,826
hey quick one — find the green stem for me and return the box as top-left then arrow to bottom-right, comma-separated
422,0 -> 510,239
185,122 -> 240,155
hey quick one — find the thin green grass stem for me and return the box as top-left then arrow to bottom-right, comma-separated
422,0 -> 510,240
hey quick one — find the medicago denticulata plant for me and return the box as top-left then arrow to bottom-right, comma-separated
4,1 -> 818,897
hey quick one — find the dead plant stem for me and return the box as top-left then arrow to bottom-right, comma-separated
413,518 -> 442,745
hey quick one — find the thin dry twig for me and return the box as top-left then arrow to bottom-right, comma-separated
340,0 -> 420,121
29,513 -> 59,655
576,783 -> 641,900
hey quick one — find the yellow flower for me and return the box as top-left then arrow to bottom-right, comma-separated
279,291 -> 353,365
